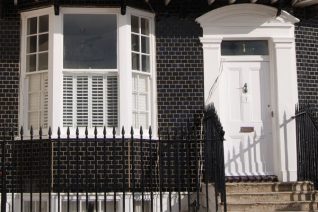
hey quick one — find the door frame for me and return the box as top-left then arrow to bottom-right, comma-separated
196,4 -> 299,182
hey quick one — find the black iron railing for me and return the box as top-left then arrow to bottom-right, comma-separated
295,104 -> 318,189
0,106 -> 226,212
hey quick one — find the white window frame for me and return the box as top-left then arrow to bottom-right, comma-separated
20,7 -> 54,137
20,7 -> 157,138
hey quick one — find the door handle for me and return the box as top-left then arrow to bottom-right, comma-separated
242,83 -> 248,94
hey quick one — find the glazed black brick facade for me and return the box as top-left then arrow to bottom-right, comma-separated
295,7 -> 318,117
156,16 -> 204,129
0,1 -> 20,132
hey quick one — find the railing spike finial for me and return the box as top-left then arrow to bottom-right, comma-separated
67,127 -> 70,137
85,126 -> 88,137
48,127 -> 52,139
130,126 -> 134,136
76,127 -> 79,138
122,126 -> 125,136
140,126 -> 143,136
103,126 -> 106,137
112,126 -> 116,137
57,127 -> 61,138
94,126 -> 98,138
30,126 -> 33,138
149,126 -> 152,137
39,126 -> 42,139
20,126 -> 24,137
158,127 -> 160,138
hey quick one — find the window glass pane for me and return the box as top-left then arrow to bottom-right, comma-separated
141,18 -> 149,35
141,36 -> 149,54
131,34 -> 140,52
26,54 -> 36,72
64,14 -> 117,69
142,55 -> 150,72
39,34 -> 48,51
131,16 -> 139,33
132,53 -> 140,70
38,52 -> 48,70
27,17 -> 37,35
27,36 -> 37,53
39,15 -> 49,33
221,40 -> 269,55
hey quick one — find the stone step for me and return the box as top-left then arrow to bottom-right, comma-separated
226,182 -> 314,193
227,191 -> 318,203
226,201 -> 318,211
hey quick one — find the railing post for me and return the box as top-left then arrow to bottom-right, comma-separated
57,127 -> 61,212
121,126 -> 126,212
1,129 -> 7,212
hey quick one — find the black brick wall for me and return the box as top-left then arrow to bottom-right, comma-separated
294,7 -> 318,117
0,1 -> 20,132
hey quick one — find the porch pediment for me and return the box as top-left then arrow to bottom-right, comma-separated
196,4 -> 299,28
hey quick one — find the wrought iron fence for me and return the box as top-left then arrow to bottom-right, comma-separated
0,106 -> 226,212
295,104 -> 318,189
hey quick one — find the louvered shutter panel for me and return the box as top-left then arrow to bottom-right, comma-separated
132,74 -> 149,129
107,76 -> 118,127
92,76 -> 104,127
42,73 -> 48,128
28,73 -> 48,129
63,76 -> 73,127
28,74 -> 41,129
77,76 -> 89,127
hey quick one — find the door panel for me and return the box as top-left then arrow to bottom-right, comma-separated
221,61 -> 273,176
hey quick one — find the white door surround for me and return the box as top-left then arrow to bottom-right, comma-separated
196,4 -> 300,182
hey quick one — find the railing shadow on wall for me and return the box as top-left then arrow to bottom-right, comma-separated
0,105 -> 226,212
294,104 -> 318,189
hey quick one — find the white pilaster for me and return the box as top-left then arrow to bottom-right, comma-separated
200,37 -> 222,111
118,14 -> 133,132
272,37 -> 298,181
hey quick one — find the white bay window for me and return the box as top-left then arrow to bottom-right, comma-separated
20,7 -> 156,136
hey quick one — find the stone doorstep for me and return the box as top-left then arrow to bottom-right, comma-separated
226,201 -> 318,211
227,191 -> 318,203
226,182 -> 315,193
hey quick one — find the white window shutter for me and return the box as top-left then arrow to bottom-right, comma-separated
63,76 -> 73,127
132,74 -> 149,129
76,76 -> 89,127
42,73 -> 48,128
92,76 -> 104,127
107,75 -> 118,128
28,73 -> 48,130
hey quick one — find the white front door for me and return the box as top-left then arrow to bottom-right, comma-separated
220,59 -> 274,176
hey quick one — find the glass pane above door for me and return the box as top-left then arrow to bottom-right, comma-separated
221,40 -> 269,56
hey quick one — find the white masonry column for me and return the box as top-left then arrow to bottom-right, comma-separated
200,37 -> 222,111
271,37 -> 299,182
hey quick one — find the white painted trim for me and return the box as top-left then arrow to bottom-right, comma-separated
221,56 -> 269,62
197,4 -> 299,182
